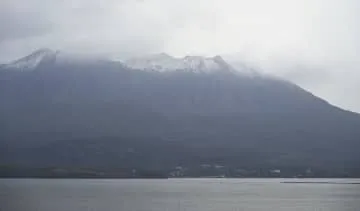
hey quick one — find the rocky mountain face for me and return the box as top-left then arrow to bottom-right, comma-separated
1,49 -> 359,176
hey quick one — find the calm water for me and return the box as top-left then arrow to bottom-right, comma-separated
1,178 -> 360,211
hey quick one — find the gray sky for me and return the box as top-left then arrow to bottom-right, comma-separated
1,0 -> 360,112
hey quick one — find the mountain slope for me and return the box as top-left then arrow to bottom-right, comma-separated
3,48 -> 57,70
1,49 -> 359,176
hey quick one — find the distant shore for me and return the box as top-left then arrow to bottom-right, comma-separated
281,181 -> 360,185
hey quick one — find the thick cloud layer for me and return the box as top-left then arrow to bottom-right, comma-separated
1,0 -> 360,111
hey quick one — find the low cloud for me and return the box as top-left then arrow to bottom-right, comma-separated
1,0 -> 360,111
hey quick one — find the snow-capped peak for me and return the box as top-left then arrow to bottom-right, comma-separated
5,48 -> 58,70
2,49 -> 108,71
124,54 -> 236,74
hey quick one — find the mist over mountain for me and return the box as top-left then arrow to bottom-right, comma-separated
1,49 -> 359,177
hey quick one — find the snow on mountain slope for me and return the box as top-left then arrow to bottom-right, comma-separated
4,48 -> 58,70
124,54 -> 247,74
1,49 -> 108,71
2,49 -> 257,76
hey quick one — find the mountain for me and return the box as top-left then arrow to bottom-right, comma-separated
1,49 -> 360,177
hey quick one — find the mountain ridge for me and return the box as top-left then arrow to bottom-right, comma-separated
1,49 -> 256,75
123,53 -> 247,74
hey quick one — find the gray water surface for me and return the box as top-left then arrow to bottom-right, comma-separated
1,178 -> 360,211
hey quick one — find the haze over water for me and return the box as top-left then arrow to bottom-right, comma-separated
1,178 -> 360,211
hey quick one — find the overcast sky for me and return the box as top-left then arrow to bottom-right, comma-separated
1,0 -> 360,112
